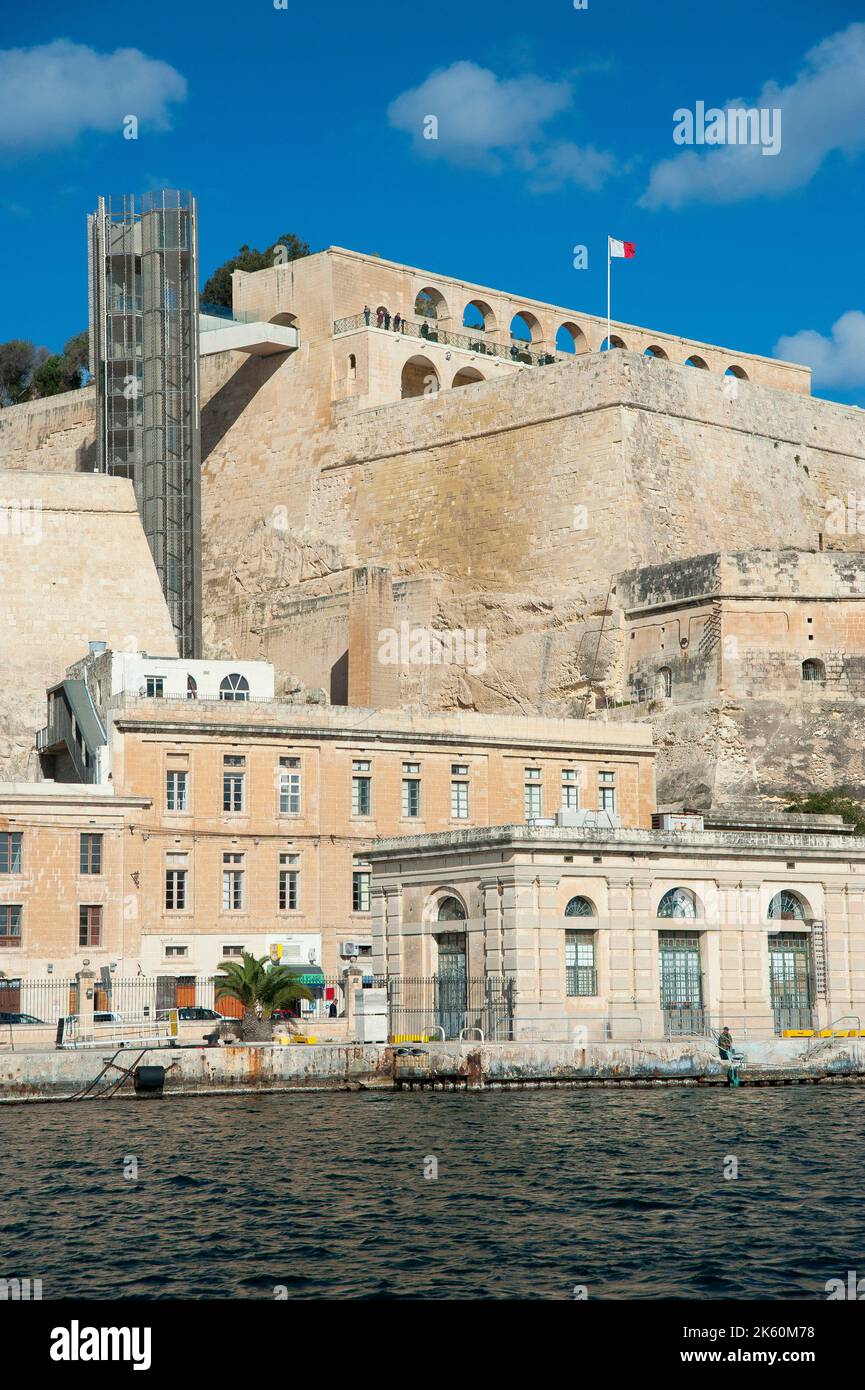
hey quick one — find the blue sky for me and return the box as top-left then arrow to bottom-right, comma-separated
1,0 -> 864,403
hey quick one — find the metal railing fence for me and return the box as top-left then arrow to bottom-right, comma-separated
0,973 -> 388,1027
333,313 -> 563,369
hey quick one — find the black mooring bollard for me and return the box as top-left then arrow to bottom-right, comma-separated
133,1065 -> 166,1097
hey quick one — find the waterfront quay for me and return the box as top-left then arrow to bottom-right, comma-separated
3,1036 -> 865,1103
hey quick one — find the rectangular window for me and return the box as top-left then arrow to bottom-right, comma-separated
223,756 -> 246,813
402,763 -> 421,818
165,944 -> 188,959
145,676 -> 164,698
165,867 -> 188,911
352,861 -> 371,913
599,770 -> 617,812
524,767 -> 542,820
451,765 -> 469,820
279,852 -> 300,910
352,760 -> 372,817
78,904 -> 103,947
166,769 -> 188,812
279,757 -> 301,815
565,932 -> 597,996
222,852 -> 244,911
0,904 -> 21,946
0,831 -> 22,875
221,944 -> 244,958
79,832 -> 103,876
562,768 -> 580,811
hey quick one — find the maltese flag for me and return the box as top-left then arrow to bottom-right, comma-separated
609,237 -> 636,258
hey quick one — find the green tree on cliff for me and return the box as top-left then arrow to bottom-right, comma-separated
0,332 -> 89,405
786,786 -> 865,836
200,232 -> 310,310
0,340 -> 41,405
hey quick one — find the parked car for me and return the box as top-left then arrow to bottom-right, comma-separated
0,1011 -> 45,1024
175,1006 -> 230,1022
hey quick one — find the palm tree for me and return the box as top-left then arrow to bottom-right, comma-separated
214,952 -> 313,1041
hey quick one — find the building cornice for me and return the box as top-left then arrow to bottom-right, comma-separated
364,822 -> 865,864
108,706 -> 655,759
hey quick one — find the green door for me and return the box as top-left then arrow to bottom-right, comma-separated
769,933 -> 813,1033
659,932 -> 705,1036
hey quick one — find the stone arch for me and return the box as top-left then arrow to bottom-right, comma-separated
601,334 -> 628,351
657,665 -> 672,698
684,354 -> 709,370
463,299 -> 496,333
424,888 -> 468,922
556,321 -> 589,355
401,354 -> 439,399
509,310 -> 544,344
452,365 -> 485,388
725,364 -> 749,380
269,311 -> 297,328
347,352 -> 357,380
414,286 -> 450,324
644,344 -> 669,359
802,658 -> 825,683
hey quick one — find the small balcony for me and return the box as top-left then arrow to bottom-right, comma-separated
199,304 -> 299,358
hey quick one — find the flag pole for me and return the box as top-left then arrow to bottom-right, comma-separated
606,236 -> 611,351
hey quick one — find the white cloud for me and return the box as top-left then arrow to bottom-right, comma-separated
387,60 -> 617,190
0,40 -> 187,155
521,140 -> 617,193
641,22 -> 865,209
775,311 -> 865,389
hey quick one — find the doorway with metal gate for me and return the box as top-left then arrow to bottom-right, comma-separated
769,933 -> 813,1032
435,931 -> 467,1038
659,931 -> 706,1036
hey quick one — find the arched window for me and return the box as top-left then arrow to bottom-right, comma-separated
768,891 -> 807,921
657,887 -> 698,919
685,355 -> 709,370
437,895 -> 466,921
565,895 -> 596,917
219,673 -> 249,701
414,287 -> 448,322
556,322 -> 589,355
347,353 -> 357,379
658,666 -> 672,698
725,364 -> 748,380
802,659 -> 825,682
600,335 -> 627,351
186,674 -> 197,700
463,300 -> 496,334
401,355 -> 439,399
509,311 -> 543,344
644,344 -> 668,359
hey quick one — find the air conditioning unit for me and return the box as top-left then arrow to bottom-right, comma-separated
339,941 -> 359,958
652,812 -> 704,832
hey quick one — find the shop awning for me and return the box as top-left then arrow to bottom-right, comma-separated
282,964 -> 326,989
